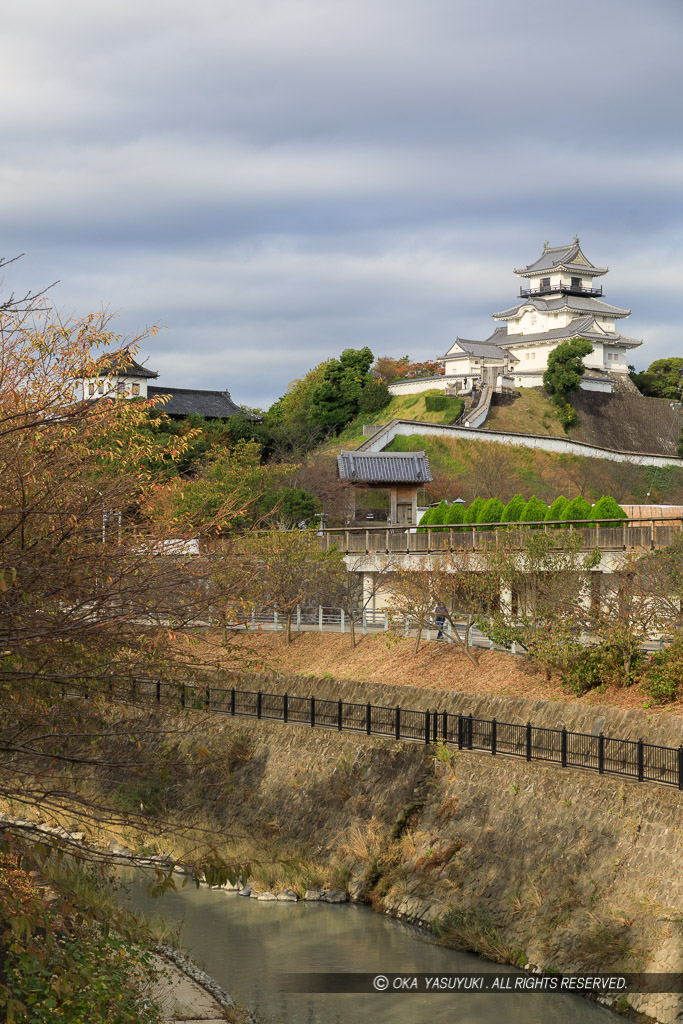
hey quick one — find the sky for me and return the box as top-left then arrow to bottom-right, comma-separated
1,0 -> 682,409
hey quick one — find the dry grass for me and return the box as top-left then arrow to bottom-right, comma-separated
185,630 -> 683,716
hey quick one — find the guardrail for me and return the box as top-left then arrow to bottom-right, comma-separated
114,679 -> 683,789
318,517 -> 683,555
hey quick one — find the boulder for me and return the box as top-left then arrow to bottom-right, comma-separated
277,888 -> 298,902
322,889 -> 347,904
303,888 -> 324,901
257,892 -> 277,901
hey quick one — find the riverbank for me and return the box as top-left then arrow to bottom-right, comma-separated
184,631 -> 683,716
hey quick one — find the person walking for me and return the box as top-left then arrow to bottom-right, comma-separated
434,603 -> 447,640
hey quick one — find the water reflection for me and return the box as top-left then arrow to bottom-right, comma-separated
122,872 -> 619,1024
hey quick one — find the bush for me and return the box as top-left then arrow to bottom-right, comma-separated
445,501 -> 465,525
425,394 -> 448,412
464,497 -> 487,524
479,497 -> 505,525
546,495 -> 569,522
520,496 -> 548,525
590,495 -> 627,525
564,495 -> 592,522
642,635 -> 683,703
359,377 -> 391,413
500,494 -> 526,523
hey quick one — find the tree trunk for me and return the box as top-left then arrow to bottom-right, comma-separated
285,611 -> 293,645
414,626 -> 422,653
349,614 -> 356,648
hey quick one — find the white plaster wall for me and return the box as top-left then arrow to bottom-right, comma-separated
358,418 -> 682,468
387,376 -> 450,396
83,374 -> 148,399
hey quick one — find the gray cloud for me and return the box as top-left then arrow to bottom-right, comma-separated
1,0 -> 682,408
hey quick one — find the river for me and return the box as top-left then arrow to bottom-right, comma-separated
122,871 -> 620,1024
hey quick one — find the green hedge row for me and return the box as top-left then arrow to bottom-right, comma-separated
418,494 -> 627,530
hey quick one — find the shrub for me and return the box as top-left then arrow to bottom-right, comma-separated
564,495 -> 592,522
642,635 -> 683,703
520,496 -> 548,525
425,394 -> 448,412
500,494 -> 526,523
591,495 -> 627,525
464,497 -> 486,524
445,501 -> 465,525
546,495 -> 569,522
359,377 -> 391,413
479,497 -> 505,525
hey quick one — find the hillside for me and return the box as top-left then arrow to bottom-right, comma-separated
485,386 -> 682,456
386,432 -> 683,504
338,389 -> 463,447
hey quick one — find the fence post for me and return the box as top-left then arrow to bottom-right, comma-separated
598,733 -> 605,774
318,606 -> 323,632
250,609 -> 255,630
297,605 -> 301,632
341,609 -> 345,634
338,699 -> 343,731
283,693 -> 288,723
362,609 -> 367,635
310,697 -> 316,728
181,683 -> 186,709
561,727 -> 567,768
257,691 -> 262,719
274,611 -> 278,631
491,718 -> 497,756
395,705 -> 401,741
526,721 -> 531,761
156,679 -> 161,703
457,714 -> 463,750
230,688 -> 235,716
424,710 -> 430,744
442,710 -> 448,743
384,612 -> 389,632
366,702 -> 372,736
678,746 -> 683,791
468,713 -> 473,750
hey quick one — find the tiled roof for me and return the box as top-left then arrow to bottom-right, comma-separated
337,450 -> 432,485
493,295 -> 630,319
94,347 -> 159,379
494,317 -> 642,350
442,337 -> 509,359
147,386 -> 246,419
514,241 -> 608,278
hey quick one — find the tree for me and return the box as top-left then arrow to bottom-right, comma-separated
564,495 -> 592,522
630,357 -> 683,399
387,553 -> 499,663
308,347 -> 375,433
0,300 -> 265,1001
464,497 -> 486,524
358,376 -> 391,413
265,360 -> 332,455
371,355 -> 444,382
242,531 -> 345,643
543,337 -> 593,430
486,532 -> 592,680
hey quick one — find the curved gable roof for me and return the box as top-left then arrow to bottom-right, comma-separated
514,240 -> 608,278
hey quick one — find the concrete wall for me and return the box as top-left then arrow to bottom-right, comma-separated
203,674 -> 683,1023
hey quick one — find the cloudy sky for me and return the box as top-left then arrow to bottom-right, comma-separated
1,0 -> 682,408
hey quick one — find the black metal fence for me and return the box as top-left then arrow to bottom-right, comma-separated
119,678 -> 683,790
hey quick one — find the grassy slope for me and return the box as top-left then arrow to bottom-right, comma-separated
484,389 -> 565,436
338,390 -> 464,447
387,432 -> 683,504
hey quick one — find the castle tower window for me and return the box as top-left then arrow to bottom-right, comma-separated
571,277 -> 582,290
540,277 -> 550,291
